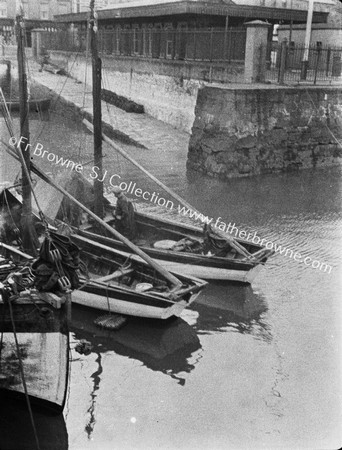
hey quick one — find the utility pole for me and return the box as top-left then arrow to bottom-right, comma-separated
89,0 -> 104,218
16,9 -> 38,255
300,0 -> 314,80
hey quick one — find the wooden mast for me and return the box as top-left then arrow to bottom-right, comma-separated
1,140 -> 183,289
89,0 -> 104,218
15,9 -> 38,255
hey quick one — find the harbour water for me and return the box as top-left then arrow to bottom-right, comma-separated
1,110 -> 342,449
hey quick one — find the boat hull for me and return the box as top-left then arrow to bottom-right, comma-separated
148,258 -> 263,283
78,228 -> 265,283
0,244 -> 70,414
70,234 -> 206,319
0,295 -> 70,414
72,288 -> 197,319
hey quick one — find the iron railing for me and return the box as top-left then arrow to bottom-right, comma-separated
265,42 -> 342,84
40,28 -> 246,63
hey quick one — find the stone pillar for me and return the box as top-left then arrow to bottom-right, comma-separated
244,20 -> 271,83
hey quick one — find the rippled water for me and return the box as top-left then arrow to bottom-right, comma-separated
1,109 -> 342,449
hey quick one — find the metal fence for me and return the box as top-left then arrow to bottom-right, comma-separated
266,42 -> 342,84
41,28 -> 246,63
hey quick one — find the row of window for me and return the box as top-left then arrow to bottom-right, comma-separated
67,28 -> 247,61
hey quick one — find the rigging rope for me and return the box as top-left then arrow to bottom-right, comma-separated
305,88 -> 342,148
0,94 -> 48,228
32,51 -> 82,146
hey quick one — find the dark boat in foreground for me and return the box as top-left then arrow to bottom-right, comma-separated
0,397 -> 68,450
0,242 -> 70,413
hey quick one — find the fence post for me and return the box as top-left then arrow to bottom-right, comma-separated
209,27 -> 213,62
326,48 -> 331,76
223,16 -> 229,60
314,47 -> 322,85
244,20 -> 271,83
278,39 -> 287,85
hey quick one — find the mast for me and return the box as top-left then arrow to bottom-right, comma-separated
15,9 -> 38,255
89,0 -> 104,218
300,0 -> 314,80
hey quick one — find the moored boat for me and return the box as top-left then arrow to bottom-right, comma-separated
0,242 -> 70,413
71,233 -> 207,319
77,207 -> 272,283
0,186 -> 207,319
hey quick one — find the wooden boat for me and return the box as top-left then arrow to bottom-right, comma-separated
78,207 -> 273,283
4,97 -> 51,112
0,186 -> 207,319
1,175 -> 272,284
70,233 -> 206,319
0,242 -> 70,413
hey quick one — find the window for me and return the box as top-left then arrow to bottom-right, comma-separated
133,28 -> 139,54
40,2 -> 49,20
164,25 -> 174,59
58,2 -> 69,15
19,0 -> 28,16
147,28 -> 152,57
166,37 -> 173,58
115,27 -> 121,54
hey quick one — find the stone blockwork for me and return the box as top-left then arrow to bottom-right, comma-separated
187,86 -> 342,178
47,51 -> 205,133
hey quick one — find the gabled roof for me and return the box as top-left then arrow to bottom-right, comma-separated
55,1 -> 328,24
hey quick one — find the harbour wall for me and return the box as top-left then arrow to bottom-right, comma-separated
47,51 -> 206,133
187,86 -> 342,178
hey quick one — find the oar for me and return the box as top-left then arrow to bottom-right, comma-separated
82,119 -> 255,261
1,139 -> 183,289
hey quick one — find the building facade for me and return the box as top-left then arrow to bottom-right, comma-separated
70,0 -> 338,14
0,0 -> 72,44
54,0 -> 330,61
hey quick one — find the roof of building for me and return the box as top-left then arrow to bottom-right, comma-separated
278,23 -> 342,30
54,1 -> 328,24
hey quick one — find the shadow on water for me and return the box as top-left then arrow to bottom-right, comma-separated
71,307 -> 202,439
192,283 -> 271,342
71,306 -> 202,382
0,397 -> 68,450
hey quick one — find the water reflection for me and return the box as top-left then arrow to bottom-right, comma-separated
0,397 -> 68,450
84,352 -> 102,440
71,306 -> 202,384
70,307 -> 202,439
192,283 -> 271,342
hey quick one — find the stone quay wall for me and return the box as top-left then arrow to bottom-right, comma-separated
47,52 -> 243,133
187,86 -> 342,178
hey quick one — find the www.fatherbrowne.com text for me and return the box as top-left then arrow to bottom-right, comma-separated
9,137 -> 333,274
